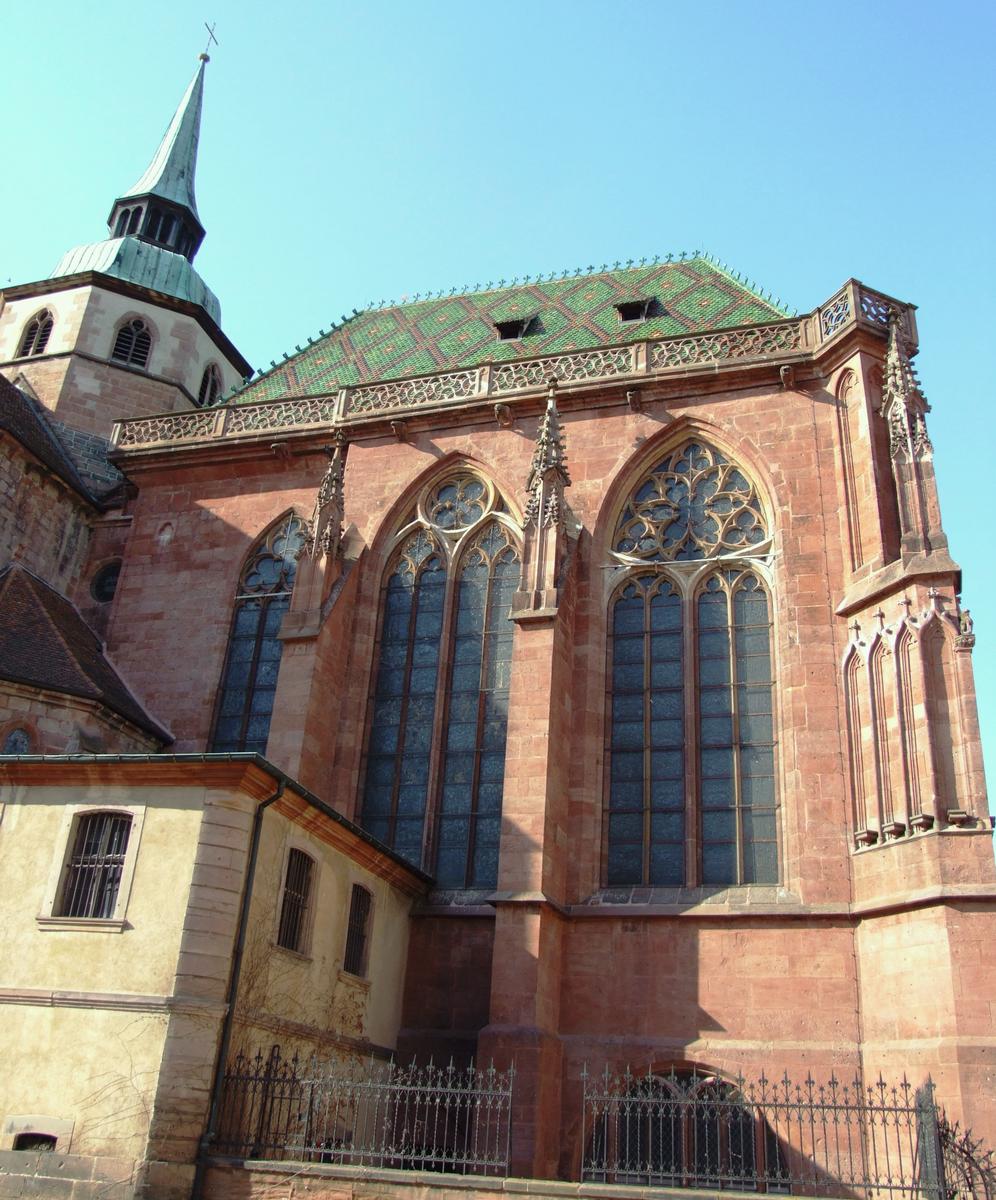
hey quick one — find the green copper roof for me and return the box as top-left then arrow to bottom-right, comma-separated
236,255 -> 791,404
50,236 -> 221,323
117,58 -> 206,220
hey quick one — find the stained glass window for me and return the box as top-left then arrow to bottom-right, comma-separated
607,441 -> 777,888
360,475 -> 520,885
211,514 -> 307,754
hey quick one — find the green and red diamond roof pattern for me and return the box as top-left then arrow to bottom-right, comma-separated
237,256 -> 789,405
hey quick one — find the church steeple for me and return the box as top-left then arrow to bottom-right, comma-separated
106,56 -> 209,263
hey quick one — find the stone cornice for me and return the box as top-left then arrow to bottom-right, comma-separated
0,753 -> 432,895
0,271 -> 251,376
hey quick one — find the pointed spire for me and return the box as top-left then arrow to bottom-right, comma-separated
104,57 -> 209,262
524,378 -> 571,528
120,57 -> 207,218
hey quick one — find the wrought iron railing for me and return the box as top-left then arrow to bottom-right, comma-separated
580,1065 -> 992,1199
214,1045 -> 514,1175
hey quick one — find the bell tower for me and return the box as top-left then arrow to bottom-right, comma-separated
0,55 -> 250,440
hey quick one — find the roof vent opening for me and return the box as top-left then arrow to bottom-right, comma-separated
494,316 -> 536,341
615,299 -> 654,324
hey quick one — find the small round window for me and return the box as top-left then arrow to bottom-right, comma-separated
2,728 -> 32,755
91,561 -> 122,603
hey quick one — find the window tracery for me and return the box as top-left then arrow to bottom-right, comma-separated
360,473 -> 520,885
211,514 -> 308,754
606,439 -> 777,888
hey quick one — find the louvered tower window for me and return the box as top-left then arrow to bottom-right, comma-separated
607,440 -> 777,887
211,514 -> 308,754
360,474 -> 520,886
111,318 -> 152,368
197,364 -> 222,408
18,310 -> 54,357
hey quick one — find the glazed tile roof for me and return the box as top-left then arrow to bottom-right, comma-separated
236,254 -> 790,404
0,564 -> 171,743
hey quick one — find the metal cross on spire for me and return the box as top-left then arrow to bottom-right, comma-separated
201,21 -> 218,59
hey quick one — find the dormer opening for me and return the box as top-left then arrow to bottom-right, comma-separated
494,315 -> 536,341
615,298 -> 654,324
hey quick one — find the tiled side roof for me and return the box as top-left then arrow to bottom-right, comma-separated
0,375 -> 98,503
237,255 -> 789,404
0,564 -> 171,743
49,421 -> 124,496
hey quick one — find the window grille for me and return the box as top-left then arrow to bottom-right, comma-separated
197,363 -> 222,408
343,884 -> 371,976
359,474 -> 520,884
211,514 -> 308,754
18,310 -> 53,357
277,848 -> 314,953
111,318 -> 152,368
607,440 -> 776,887
57,812 -> 132,919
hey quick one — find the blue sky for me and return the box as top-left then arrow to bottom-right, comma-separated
3,0 -> 994,802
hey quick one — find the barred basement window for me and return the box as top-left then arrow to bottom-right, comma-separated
359,473 -> 520,885
211,513 -> 308,754
197,364 -> 222,407
606,440 -> 777,887
56,812 -> 132,919
277,848 -> 314,954
111,318 -> 152,368
343,884 -> 372,976
18,310 -> 54,357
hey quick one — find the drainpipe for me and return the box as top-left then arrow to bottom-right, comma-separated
190,779 -> 285,1200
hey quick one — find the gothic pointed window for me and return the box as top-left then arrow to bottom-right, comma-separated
211,513 -> 308,754
18,310 -> 54,358
111,318 -> 152,368
197,364 -> 222,407
360,474 -> 520,886
607,440 -> 777,887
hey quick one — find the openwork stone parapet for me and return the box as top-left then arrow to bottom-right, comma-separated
111,281 -> 907,452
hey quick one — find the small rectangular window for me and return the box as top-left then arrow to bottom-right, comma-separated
343,885 -> 372,976
615,299 -> 653,323
57,813 -> 132,919
493,316 -> 535,341
277,848 -> 314,954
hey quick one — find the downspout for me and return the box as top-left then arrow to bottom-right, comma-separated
191,779 -> 285,1200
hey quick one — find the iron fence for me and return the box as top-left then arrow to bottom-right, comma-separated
580,1065 -> 994,1199
214,1045 -> 513,1175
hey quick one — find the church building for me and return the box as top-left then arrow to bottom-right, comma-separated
0,56 -> 993,1200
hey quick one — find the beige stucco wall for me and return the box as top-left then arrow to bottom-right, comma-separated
234,805 -> 415,1059
0,783 -> 207,1159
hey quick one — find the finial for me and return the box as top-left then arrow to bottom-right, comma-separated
202,21 -> 218,58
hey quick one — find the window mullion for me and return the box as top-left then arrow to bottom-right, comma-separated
390,572 -> 422,852
642,583 -> 652,885
422,551 -> 457,874
685,585 -> 699,888
728,581 -> 745,885
466,558 -> 493,888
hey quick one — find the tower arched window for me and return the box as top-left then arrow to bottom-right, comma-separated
210,513 -> 308,754
360,474 -> 520,886
606,440 -> 777,887
111,318 -> 152,369
18,310 -> 54,358
197,364 -> 222,408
